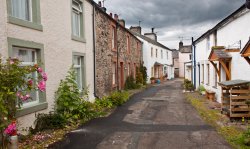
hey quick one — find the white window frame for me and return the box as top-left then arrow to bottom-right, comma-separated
112,62 -> 117,85
72,0 -> 82,37
11,0 -> 33,22
73,56 -> 83,91
13,47 -> 39,107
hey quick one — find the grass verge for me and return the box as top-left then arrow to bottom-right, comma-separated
186,93 -> 250,149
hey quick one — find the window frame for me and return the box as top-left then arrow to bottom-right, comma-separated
71,0 -> 86,43
112,61 -> 117,86
6,0 -> 43,31
151,47 -> 153,57
72,52 -> 86,91
207,64 -> 210,85
126,35 -> 131,54
7,37 -> 47,117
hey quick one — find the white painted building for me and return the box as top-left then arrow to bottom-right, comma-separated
0,0 -> 95,130
178,42 -> 192,80
192,4 -> 250,103
130,27 -> 174,83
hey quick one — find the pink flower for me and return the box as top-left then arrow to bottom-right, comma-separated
37,67 -> 43,73
16,92 -> 21,97
28,79 -> 33,86
22,94 -> 31,101
41,72 -> 47,81
38,81 -> 46,92
9,60 -> 14,65
4,122 -> 17,136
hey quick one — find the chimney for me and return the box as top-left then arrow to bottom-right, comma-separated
101,7 -> 107,12
179,41 -> 183,50
130,26 -> 142,35
98,1 -> 102,7
114,14 -> 118,21
152,28 -> 155,33
118,19 -> 125,27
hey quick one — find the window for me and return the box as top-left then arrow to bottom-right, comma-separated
13,47 -> 39,106
127,35 -> 130,53
151,67 -> 154,77
156,49 -> 158,58
189,54 -> 192,60
73,55 -> 84,90
166,51 -> 169,60
207,64 -> 210,85
11,0 -> 32,21
127,63 -> 130,76
207,36 -> 210,51
8,37 -> 47,117
214,63 -> 218,87
161,50 -> 163,59
202,64 -> 204,83
72,0 -> 83,37
7,0 -> 42,30
134,63 -> 136,78
112,62 -> 117,85
151,47 -> 153,57
111,26 -> 116,50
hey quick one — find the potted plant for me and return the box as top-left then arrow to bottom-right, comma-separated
198,85 -> 206,95
4,121 -> 17,149
150,77 -> 155,84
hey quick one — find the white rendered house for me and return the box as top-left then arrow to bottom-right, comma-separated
178,42 -> 192,80
0,0 -> 95,130
130,27 -> 174,83
192,4 -> 250,103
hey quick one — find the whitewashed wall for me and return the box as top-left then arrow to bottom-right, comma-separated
140,37 -> 173,83
194,9 -> 250,103
0,0 -> 95,131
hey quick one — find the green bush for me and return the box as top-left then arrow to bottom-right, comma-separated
31,112 -> 67,134
198,85 -> 206,92
184,79 -> 194,91
55,68 -> 102,122
125,76 -> 139,90
139,65 -> 147,85
108,91 -> 130,106
94,97 -> 114,109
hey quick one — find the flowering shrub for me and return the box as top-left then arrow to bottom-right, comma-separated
4,121 -> 17,136
0,56 -> 47,147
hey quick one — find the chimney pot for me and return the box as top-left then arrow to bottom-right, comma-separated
98,1 -> 102,7
152,28 -> 155,33
114,14 -> 119,21
110,13 -> 113,17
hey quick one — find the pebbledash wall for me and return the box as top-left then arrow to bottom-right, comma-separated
193,5 -> 250,103
0,0 -> 95,130
94,4 -> 142,97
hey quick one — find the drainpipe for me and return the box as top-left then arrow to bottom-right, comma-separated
116,22 -> 119,91
92,4 -> 99,98
192,37 -> 196,88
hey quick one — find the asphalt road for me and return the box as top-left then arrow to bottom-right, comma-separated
49,79 -> 231,149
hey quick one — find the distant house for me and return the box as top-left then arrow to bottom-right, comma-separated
92,2 -> 142,97
172,49 -> 179,78
192,4 -> 250,103
178,42 -> 192,80
130,27 -> 174,83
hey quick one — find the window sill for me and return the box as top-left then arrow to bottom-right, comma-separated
8,16 -> 43,31
72,35 -> 86,43
16,102 -> 48,118
212,86 -> 218,89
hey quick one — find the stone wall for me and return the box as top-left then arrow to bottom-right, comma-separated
95,8 -> 142,97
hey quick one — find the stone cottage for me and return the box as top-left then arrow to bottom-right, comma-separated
92,1 -> 142,97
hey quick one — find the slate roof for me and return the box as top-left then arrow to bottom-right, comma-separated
218,80 -> 250,87
209,49 -> 232,61
132,32 -> 172,51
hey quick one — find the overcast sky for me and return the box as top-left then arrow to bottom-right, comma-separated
94,0 -> 245,49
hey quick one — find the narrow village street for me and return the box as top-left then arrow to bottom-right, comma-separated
50,79 -> 231,149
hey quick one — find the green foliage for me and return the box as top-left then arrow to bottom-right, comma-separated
125,76 -> 139,90
198,85 -> 206,92
139,65 -> 147,85
55,68 -> 102,123
150,77 -> 155,80
184,79 -> 195,91
94,97 -> 114,109
30,112 -> 67,134
136,67 -> 144,85
108,91 -> 130,106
